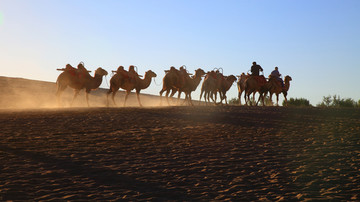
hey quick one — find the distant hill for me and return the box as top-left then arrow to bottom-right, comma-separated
0,76 -> 172,109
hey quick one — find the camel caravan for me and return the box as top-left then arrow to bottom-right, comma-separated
56,61 -> 291,107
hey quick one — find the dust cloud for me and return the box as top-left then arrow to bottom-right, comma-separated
0,76 -> 192,109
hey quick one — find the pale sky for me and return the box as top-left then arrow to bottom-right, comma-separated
1,0 -> 359,105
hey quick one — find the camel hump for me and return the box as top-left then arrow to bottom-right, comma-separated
57,65 -> 78,77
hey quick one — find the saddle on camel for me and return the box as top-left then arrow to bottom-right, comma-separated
252,75 -> 267,86
268,75 -> 286,91
164,65 -> 191,88
112,66 -> 129,78
128,65 -> 142,84
57,63 -> 91,80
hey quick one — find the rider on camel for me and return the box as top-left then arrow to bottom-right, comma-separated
250,61 -> 263,76
271,66 -> 284,87
250,61 -> 266,86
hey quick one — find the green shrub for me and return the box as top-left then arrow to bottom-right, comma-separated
284,98 -> 311,107
317,95 -> 358,108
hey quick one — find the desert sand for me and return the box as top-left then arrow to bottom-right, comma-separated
0,106 -> 359,201
0,77 -> 359,200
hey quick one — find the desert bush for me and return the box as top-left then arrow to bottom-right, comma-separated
229,96 -> 273,106
284,98 -> 311,107
228,98 -> 239,105
317,95 -> 358,108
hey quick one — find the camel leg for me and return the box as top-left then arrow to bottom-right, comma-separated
136,90 -> 143,107
159,89 -> 165,106
244,90 -> 248,106
204,91 -> 209,105
177,91 -> 183,105
177,91 -> 182,105
123,90 -> 130,107
247,91 -> 252,106
283,92 -> 288,106
220,91 -> 226,105
106,90 -> 111,107
256,93 -> 262,106
86,92 -> 90,107
238,91 -> 242,105
215,92 -> 223,105
182,93 -> 189,106
165,89 -> 171,106
206,91 -> 211,105
110,90 -> 118,107
261,92 -> 266,106
269,93 -> 274,106
71,90 -> 80,107
223,93 -> 228,105
210,91 -> 216,104
251,92 -> 256,106
188,93 -> 194,106
187,93 -> 192,106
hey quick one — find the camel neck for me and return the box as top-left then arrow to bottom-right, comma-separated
90,73 -> 103,89
190,74 -> 202,91
137,74 -> 152,89
285,81 -> 290,91
223,80 -> 234,91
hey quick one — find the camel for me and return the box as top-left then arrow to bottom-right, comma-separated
160,68 -> 205,106
107,70 -> 157,107
56,64 -> 108,107
214,75 -> 237,105
159,67 -> 184,105
237,73 -> 249,105
178,68 -> 206,105
243,75 -> 267,106
199,71 -> 222,105
264,75 -> 292,106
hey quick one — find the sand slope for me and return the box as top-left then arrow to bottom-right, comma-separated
0,106 -> 359,200
0,76 -> 166,108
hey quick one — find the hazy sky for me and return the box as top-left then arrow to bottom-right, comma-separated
1,0 -> 359,105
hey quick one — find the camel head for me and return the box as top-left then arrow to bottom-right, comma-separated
194,68 -> 206,78
227,75 -> 237,83
145,70 -> 157,78
284,75 -> 292,82
95,67 -> 108,76
78,62 -> 85,69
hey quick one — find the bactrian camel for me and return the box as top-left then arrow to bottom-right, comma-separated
214,75 -> 237,105
237,73 -> 249,105
200,71 -> 222,105
243,75 -> 267,106
107,70 -> 157,107
160,68 -> 205,106
264,75 -> 292,106
56,64 -> 108,107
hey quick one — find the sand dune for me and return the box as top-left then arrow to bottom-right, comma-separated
0,105 -> 359,200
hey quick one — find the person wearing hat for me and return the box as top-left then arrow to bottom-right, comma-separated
271,66 -> 284,87
250,61 -> 263,76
